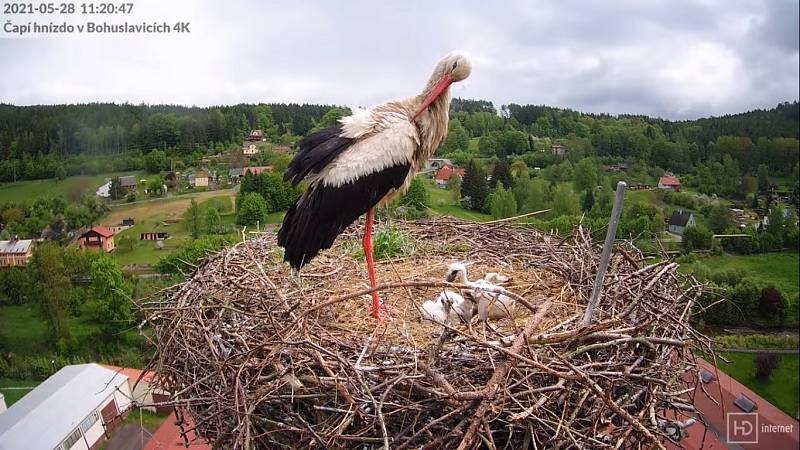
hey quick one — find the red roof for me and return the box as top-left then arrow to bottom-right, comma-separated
87,226 -> 114,238
243,166 -> 273,176
435,165 -> 465,181
144,411 -> 211,450
102,364 -> 157,385
659,175 -> 681,187
669,357 -> 798,449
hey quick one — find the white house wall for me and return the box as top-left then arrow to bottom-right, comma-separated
112,382 -> 133,413
82,419 -> 105,449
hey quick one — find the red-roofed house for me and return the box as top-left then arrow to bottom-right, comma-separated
102,365 -> 171,414
143,411 -> 211,450
668,358 -> 798,449
77,226 -> 116,252
658,173 -> 682,192
243,166 -> 273,176
434,165 -> 466,187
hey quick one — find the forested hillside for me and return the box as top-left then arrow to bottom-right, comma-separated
0,99 -> 797,184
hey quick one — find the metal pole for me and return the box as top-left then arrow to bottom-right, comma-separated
582,181 -> 627,326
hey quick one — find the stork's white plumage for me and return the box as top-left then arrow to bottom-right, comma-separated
278,52 -> 472,322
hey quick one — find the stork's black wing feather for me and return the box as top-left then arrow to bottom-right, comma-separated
278,164 -> 410,270
284,125 -> 354,185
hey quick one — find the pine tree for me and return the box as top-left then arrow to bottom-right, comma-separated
400,176 -> 430,210
461,159 -> 489,212
582,188 -> 595,212
491,159 -> 513,189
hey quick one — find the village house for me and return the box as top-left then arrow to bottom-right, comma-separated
228,167 -> 244,182
243,142 -> 259,155
243,166 -> 273,176
658,173 -> 682,192
118,176 -> 137,192
101,365 -> 171,414
667,210 -> 695,235
551,144 -> 567,156
434,165 -> 466,188
0,238 -> 33,267
77,226 -> 116,252
605,162 -> 629,172
192,169 -> 210,187
247,130 -> 265,142
95,180 -> 111,198
424,158 -> 454,173
0,363 -> 133,450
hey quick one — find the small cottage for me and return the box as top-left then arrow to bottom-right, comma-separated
667,210 -> 695,235
434,165 -> 466,188
658,173 -> 682,192
247,130 -> 265,142
243,166 -> 273,176
551,144 -> 567,156
77,226 -> 116,252
119,176 -> 137,192
243,143 -> 259,155
193,169 -> 210,187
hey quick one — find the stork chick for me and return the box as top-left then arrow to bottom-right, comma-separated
445,262 -> 516,321
420,290 -> 471,324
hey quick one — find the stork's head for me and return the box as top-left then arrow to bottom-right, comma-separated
414,51 -> 472,119
445,262 -> 469,283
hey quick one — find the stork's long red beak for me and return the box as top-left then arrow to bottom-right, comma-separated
413,74 -> 453,120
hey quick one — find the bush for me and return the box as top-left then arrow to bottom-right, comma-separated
714,334 -> 799,349
155,235 -> 235,275
754,353 -> 780,381
236,192 -> 269,226
0,266 -> 29,305
758,286 -> 786,323
683,225 -> 713,252
709,267 -> 747,286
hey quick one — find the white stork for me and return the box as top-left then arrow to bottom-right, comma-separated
278,51 -> 472,321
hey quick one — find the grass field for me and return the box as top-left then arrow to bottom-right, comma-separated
0,172 -> 142,203
700,253 -> 800,298
107,191 -> 237,266
423,179 -> 492,221
0,378 -> 40,406
0,304 -> 113,355
717,352 -> 799,416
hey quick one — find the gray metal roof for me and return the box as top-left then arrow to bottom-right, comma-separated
119,175 -> 137,187
0,364 -> 129,450
0,239 -> 32,254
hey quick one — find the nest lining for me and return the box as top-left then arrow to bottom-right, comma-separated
143,218 -> 708,450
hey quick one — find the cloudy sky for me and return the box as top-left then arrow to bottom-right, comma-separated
1,0 -> 798,119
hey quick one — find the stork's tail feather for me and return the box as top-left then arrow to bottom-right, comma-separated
277,186 -> 360,270
277,163 -> 412,270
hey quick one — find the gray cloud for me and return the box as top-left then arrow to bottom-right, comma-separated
0,0 -> 797,119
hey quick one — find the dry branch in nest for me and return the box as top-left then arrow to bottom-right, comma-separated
142,218 -> 710,449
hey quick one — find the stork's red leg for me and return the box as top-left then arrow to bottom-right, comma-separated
363,208 -> 387,322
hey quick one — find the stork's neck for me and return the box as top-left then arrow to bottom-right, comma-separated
453,269 -> 469,285
413,86 -> 451,165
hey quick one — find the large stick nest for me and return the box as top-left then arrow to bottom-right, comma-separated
143,218 -> 709,449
